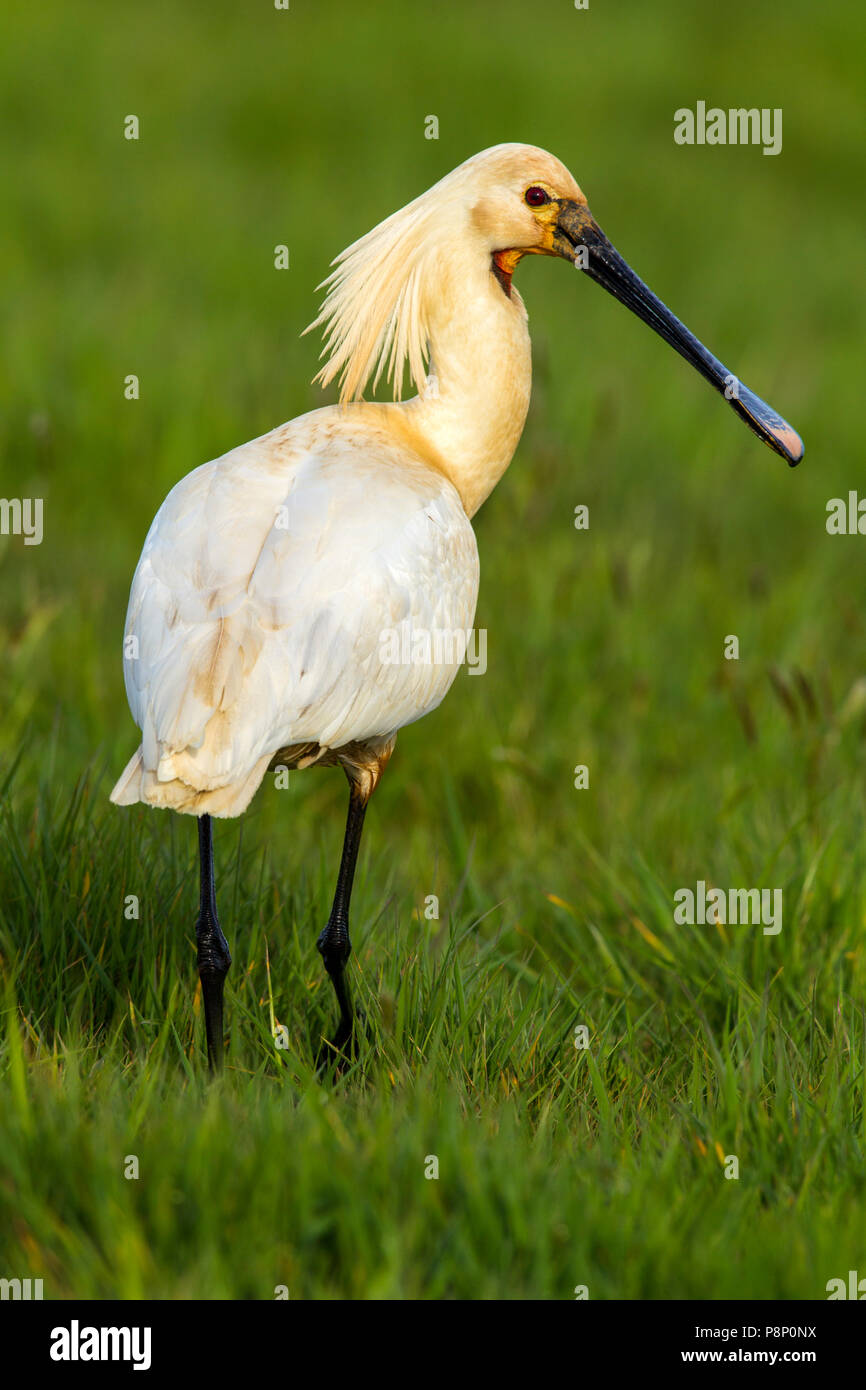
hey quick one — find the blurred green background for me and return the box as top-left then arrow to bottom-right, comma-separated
1,0 -> 864,1299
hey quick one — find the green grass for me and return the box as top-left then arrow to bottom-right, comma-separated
1,0 -> 865,1299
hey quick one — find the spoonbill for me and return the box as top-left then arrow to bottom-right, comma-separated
111,143 -> 803,1069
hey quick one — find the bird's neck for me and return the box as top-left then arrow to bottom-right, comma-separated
397,260 -> 532,518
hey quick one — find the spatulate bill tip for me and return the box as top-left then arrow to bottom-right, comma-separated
733,385 -> 804,467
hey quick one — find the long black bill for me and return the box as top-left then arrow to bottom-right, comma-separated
554,200 -> 804,466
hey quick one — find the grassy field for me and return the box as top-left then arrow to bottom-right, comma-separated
1,0 -> 865,1299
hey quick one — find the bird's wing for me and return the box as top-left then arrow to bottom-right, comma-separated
121,418 -> 478,799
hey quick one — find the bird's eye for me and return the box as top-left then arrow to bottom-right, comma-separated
524,186 -> 550,207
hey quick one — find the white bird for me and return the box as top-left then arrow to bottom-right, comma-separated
111,143 -> 803,1068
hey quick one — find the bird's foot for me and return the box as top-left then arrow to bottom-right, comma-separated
315,1014 -> 358,1075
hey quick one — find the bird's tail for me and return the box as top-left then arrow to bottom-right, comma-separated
109,745 -> 271,817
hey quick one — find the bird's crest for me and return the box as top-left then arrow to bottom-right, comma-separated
304,183 -> 447,405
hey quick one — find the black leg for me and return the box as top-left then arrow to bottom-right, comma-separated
316,784 -> 368,1064
195,814 -> 231,1071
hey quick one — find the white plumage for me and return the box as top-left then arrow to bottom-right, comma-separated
112,408 -> 478,815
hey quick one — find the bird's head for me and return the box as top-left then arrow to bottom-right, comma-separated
461,144 -> 587,279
